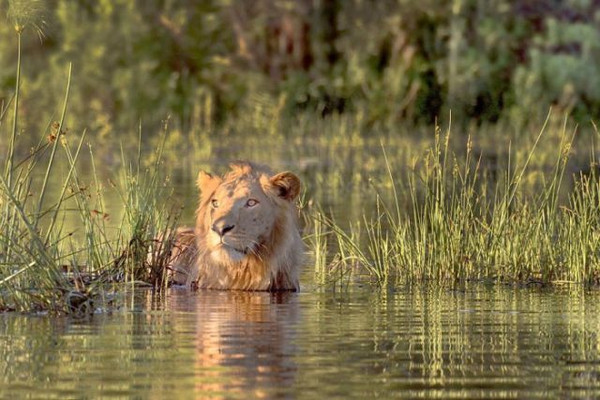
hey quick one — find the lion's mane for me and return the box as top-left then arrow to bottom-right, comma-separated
187,162 -> 302,291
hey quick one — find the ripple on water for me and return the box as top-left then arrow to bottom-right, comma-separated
1,285 -> 600,398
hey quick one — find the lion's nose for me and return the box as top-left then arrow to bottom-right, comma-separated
212,222 -> 235,237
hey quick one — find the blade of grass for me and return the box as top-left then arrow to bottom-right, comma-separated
35,62 -> 72,227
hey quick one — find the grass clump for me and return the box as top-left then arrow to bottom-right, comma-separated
313,117 -> 600,287
0,20 -> 179,314
0,107 -> 180,314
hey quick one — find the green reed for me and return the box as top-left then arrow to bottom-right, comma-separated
313,118 -> 600,287
0,109 -> 179,313
0,13 -> 179,313
110,122 -> 182,289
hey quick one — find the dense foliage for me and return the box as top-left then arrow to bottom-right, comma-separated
1,0 -> 600,135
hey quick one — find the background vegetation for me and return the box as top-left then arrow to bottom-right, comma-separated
1,0 -> 600,136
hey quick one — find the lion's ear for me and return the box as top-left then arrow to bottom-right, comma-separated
269,171 -> 301,201
197,170 -> 222,200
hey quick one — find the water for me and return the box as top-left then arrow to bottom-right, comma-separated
1,285 -> 600,399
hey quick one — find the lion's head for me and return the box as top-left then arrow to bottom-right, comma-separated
191,162 -> 302,291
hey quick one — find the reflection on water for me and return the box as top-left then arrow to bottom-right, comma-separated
175,291 -> 299,399
1,286 -> 600,398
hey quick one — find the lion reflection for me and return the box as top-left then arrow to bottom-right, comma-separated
171,290 -> 299,399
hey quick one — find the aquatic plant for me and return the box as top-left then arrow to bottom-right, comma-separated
0,14 -> 179,313
313,116 -> 600,287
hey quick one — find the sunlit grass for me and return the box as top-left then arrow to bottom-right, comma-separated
310,117 -> 600,287
0,30 -> 180,313
0,116 -> 180,313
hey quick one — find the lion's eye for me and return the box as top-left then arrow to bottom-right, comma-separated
246,199 -> 259,207
211,199 -> 219,208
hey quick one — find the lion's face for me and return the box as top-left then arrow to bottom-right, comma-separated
206,176 -> 276,263
196,163 -> 301,266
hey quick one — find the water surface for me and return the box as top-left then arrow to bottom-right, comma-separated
1,285 -> 600,399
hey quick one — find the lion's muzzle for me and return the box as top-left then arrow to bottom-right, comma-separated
212,220 -> 235,237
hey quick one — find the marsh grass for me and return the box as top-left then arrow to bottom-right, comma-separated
110,123 -> 183,289
311,117 -> 600,288
0,22 -> 180,313
0,112 -> 180,313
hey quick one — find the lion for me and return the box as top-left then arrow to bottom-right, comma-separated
167,162 -> 303,291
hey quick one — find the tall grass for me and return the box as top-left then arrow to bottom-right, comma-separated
0,104 -> 179,314
313,118 -> 600,287
0,12 -> 179,313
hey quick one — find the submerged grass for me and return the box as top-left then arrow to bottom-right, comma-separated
312,117 -> 600,288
